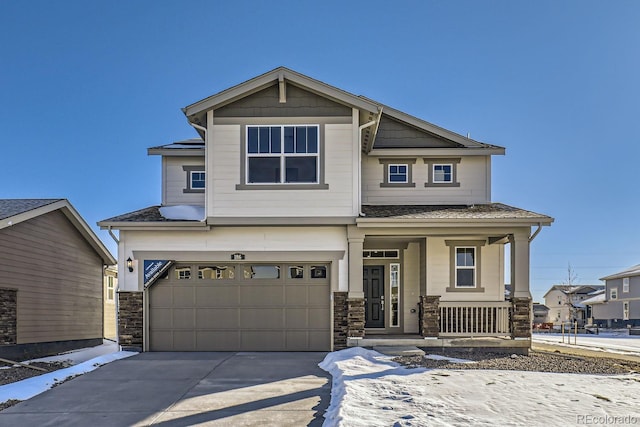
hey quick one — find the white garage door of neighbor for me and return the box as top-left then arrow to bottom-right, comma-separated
149,263 -> 331,351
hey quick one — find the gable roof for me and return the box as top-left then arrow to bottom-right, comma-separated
182,66 -> 504,154
543,284 -> 605,299
0,199 -> 115,265
600,264 -> 640,281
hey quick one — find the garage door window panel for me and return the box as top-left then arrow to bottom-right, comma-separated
243,265 -> 281,279
311,266 -> 327,279
175,267 -> 191,280
288,265 -> 305,279
198,265 -> 235,280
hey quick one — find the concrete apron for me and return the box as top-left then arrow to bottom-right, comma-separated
0,352 -> 331,427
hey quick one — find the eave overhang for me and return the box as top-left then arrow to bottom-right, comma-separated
98,221 -> 211,231
147,148 -> 205,157
355,217 -> 554,228
368,147 -> 505,157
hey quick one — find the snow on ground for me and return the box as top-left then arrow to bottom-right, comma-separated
533,331 -> 640,356
320,348 -> 640,427
0,340 -> 137,403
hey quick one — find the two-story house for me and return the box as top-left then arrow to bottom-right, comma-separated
589,265 -> 640,328
99,67 -> 553,353
543,284 -> 604,326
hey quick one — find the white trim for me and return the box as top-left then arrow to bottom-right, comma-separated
189,170 -> 206,189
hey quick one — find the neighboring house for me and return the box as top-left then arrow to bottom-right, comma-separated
543,285 -> 605,326
582,289 -> 607,326
532,303 -> 550,325
99,67 -> 553,353
0,199 -> 116,360
590,265 -> 640,328
104,265 -> 118,340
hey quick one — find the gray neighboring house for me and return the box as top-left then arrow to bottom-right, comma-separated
0,199 -> 115,360
589,264 -> 640,328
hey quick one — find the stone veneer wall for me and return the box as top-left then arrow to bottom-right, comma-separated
0,288 -> 17,345
347,298 -> 365,339
419,295 -> 440,338
333,292 -> 348,350
118,292 -> 143,351
511,297 -> 532,339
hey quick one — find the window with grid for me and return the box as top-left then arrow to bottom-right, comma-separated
433,164 -> 453,183
246,125 -> 319,184
388,164 -> 408,183
455,247 -> 476,287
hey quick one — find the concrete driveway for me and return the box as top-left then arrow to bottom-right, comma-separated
0,352 -> 331,426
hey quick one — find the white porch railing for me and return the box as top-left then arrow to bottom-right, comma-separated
439,301 -> 511,337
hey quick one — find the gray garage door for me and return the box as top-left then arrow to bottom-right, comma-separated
149,263 -> 330,351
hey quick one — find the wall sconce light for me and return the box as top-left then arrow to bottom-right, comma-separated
127,257 -> 134,272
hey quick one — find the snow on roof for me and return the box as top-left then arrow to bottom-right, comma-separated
582,292 -> 606,305
159,205 -> 205,221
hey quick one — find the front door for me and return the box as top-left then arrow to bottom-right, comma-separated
363,265 -> 385,328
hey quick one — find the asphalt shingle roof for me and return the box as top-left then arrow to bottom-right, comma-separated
0,199 -> 63,220
360,203 -> 551,220
100,206 -> 190,223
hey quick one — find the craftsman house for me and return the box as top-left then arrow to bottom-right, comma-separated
99,67 -> 553,353
0,199 -> 115,360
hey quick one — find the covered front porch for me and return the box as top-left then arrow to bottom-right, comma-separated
333,211 -> 547,351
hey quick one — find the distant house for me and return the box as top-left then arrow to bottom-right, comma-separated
591,265 -> 640,328
543,285 -> 604,326
582,289 -> 607,326
104,265 -> 118,340
0,199 -> 115,360
532,303 -> 549,325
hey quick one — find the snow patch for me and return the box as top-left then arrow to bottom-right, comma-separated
424,354 -> 475,364
159,205 -> 204,221
0,344 -> 136,403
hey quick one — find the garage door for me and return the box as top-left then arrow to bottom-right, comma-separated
149,263 -> 330,351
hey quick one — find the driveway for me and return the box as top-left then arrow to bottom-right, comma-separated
0,352 -> 331,426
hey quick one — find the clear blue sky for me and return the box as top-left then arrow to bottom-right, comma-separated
2,1 -> 639,302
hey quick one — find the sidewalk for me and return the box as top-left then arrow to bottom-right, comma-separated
532,331 -> 640,363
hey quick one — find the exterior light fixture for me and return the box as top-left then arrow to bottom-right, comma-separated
231,252 -> 245,260
127,257 -> 134,272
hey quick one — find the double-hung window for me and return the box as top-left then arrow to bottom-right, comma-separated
455,247 -> 476,287
246,125 -> 319,184
445,240 -> 485,291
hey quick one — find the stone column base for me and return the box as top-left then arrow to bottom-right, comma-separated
511,297 -> 532,339
347,298 -> 365,339
333,292 -> 348,350
419,295 -> 440,338
118,292 -> 143,351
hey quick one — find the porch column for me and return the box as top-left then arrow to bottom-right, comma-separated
510,229 -> 531,299
347,226 -> 365,340
347,226 -> 365,299
510,229 -> 532,340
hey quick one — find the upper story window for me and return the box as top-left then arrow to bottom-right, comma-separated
246,125 -> 319,184
183,165 -> 206,193
106,276 -> 114,301
424,158 -> 461,188
623,277 -> 630,293
378,158 -> 416,188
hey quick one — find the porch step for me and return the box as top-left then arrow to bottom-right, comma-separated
373,345 -> 425,357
